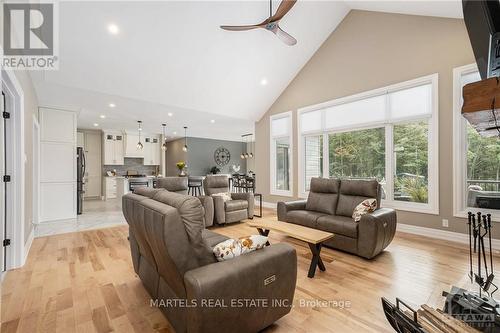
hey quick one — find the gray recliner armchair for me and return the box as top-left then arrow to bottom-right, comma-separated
123,188 -> 297,333
203,175 -> 254,225
278,177 -> 397,259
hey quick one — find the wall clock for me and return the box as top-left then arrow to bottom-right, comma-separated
214,147 -> 231,166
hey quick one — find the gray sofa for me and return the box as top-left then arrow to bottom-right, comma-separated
156,177 -> 214,227
278,177 -> 396,259
203,175 -> 254,225
123,188 -> 297,333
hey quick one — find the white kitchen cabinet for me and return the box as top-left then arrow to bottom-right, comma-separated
103,132 -> 124,165
125,134 -> 144,158
143,136 -> 161,165
104,177 -> 117,199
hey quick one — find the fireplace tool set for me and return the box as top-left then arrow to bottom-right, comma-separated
382,212 -> 500,332
441,212 -> 500,332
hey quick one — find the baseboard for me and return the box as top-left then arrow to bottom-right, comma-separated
397,223 -> 500,251
23,226 -> 34,265
262,201 -> 277,209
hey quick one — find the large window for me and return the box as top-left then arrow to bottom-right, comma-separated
270,112 -> 293,196
298,74 -> 438,214
453,65 -> 500,219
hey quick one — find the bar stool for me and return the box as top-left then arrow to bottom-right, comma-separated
188,176 -> 203,196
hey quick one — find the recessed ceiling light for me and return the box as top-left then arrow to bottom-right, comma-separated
108,103 -> 116,108
260,78 -> 268,86
168,112 -> 173,117
100,115 -> 106,119
93,123 -> 99,127
108,24 -> 119,35
210,119 -> 215,124
173,131 -> 177,135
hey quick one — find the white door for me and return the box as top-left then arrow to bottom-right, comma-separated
0,92 -> 5,272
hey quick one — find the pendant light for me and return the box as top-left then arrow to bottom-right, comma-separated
244,134 -> 249,159
240,134 -> 245,159
182,126 -> 188,152
136,121 -> 144,150
249,134 -> 254,158
161,123 -> 168,151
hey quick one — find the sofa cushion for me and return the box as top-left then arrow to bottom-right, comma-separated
336,179 -> 379,217
212,192 -> 232,202
225,199 -> 248,212
212,235 -> 268,261
286,210 -> 327,228
352,198 -> 377,222
306,178 -> 340,215
317,215 -> 359,238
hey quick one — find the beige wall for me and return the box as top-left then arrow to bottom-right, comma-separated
254,10 -> 494,237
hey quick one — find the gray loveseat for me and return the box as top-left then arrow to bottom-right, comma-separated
277,177 -> 396,259
123,187 -> 297,333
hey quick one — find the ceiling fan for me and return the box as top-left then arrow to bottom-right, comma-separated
220,0 -> 298,46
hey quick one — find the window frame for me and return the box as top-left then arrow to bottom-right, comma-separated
270,111 -> 293,197
297,74 -> 439,215
452,64 -> 500,222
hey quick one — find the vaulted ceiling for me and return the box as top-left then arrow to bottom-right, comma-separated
30,0 -> 463,140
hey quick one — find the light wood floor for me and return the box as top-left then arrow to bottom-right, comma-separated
2,208 -> 500,333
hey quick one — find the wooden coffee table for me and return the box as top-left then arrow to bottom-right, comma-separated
247,219 -> 334,278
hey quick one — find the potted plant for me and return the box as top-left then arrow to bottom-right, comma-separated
210,166 -> 221,174
176,161 -> 187,176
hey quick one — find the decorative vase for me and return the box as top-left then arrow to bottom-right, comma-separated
179,169 -> 186,177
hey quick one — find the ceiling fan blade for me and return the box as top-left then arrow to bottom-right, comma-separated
272,25 -> 297,46
269,0 -> 297,22
220,25 -> 261,31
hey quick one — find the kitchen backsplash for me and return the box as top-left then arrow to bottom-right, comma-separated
103,158 -> 159,176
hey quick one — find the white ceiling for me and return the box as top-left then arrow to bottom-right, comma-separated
31,0 -> 463,140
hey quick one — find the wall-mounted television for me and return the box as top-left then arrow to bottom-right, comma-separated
462,0 -> 500,80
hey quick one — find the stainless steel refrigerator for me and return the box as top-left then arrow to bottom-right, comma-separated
77,147 -> 86,215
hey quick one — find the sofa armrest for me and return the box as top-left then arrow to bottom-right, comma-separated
197,196 -> 214,227
358,208 -> 397,259
231,192 -> 254,218
211,195 -> 226,225
184,243 -> 297,333
277,200 -> 307,221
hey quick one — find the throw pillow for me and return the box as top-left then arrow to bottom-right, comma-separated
213,235 -> 268,262
352,198 -> 377,222
211,192 -> 232,202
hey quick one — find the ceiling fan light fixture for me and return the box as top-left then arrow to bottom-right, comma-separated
220,0 -> 297,46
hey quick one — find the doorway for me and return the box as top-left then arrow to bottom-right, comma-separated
1,67 -> 26,272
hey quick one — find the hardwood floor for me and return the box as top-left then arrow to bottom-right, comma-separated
2,208 -> 499,333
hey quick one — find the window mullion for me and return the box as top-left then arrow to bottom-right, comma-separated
385,124 -> 394,202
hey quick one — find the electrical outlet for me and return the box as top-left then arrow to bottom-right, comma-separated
442,219 -> 449,227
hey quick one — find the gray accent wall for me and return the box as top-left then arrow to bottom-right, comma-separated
166,137 -> 247,176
